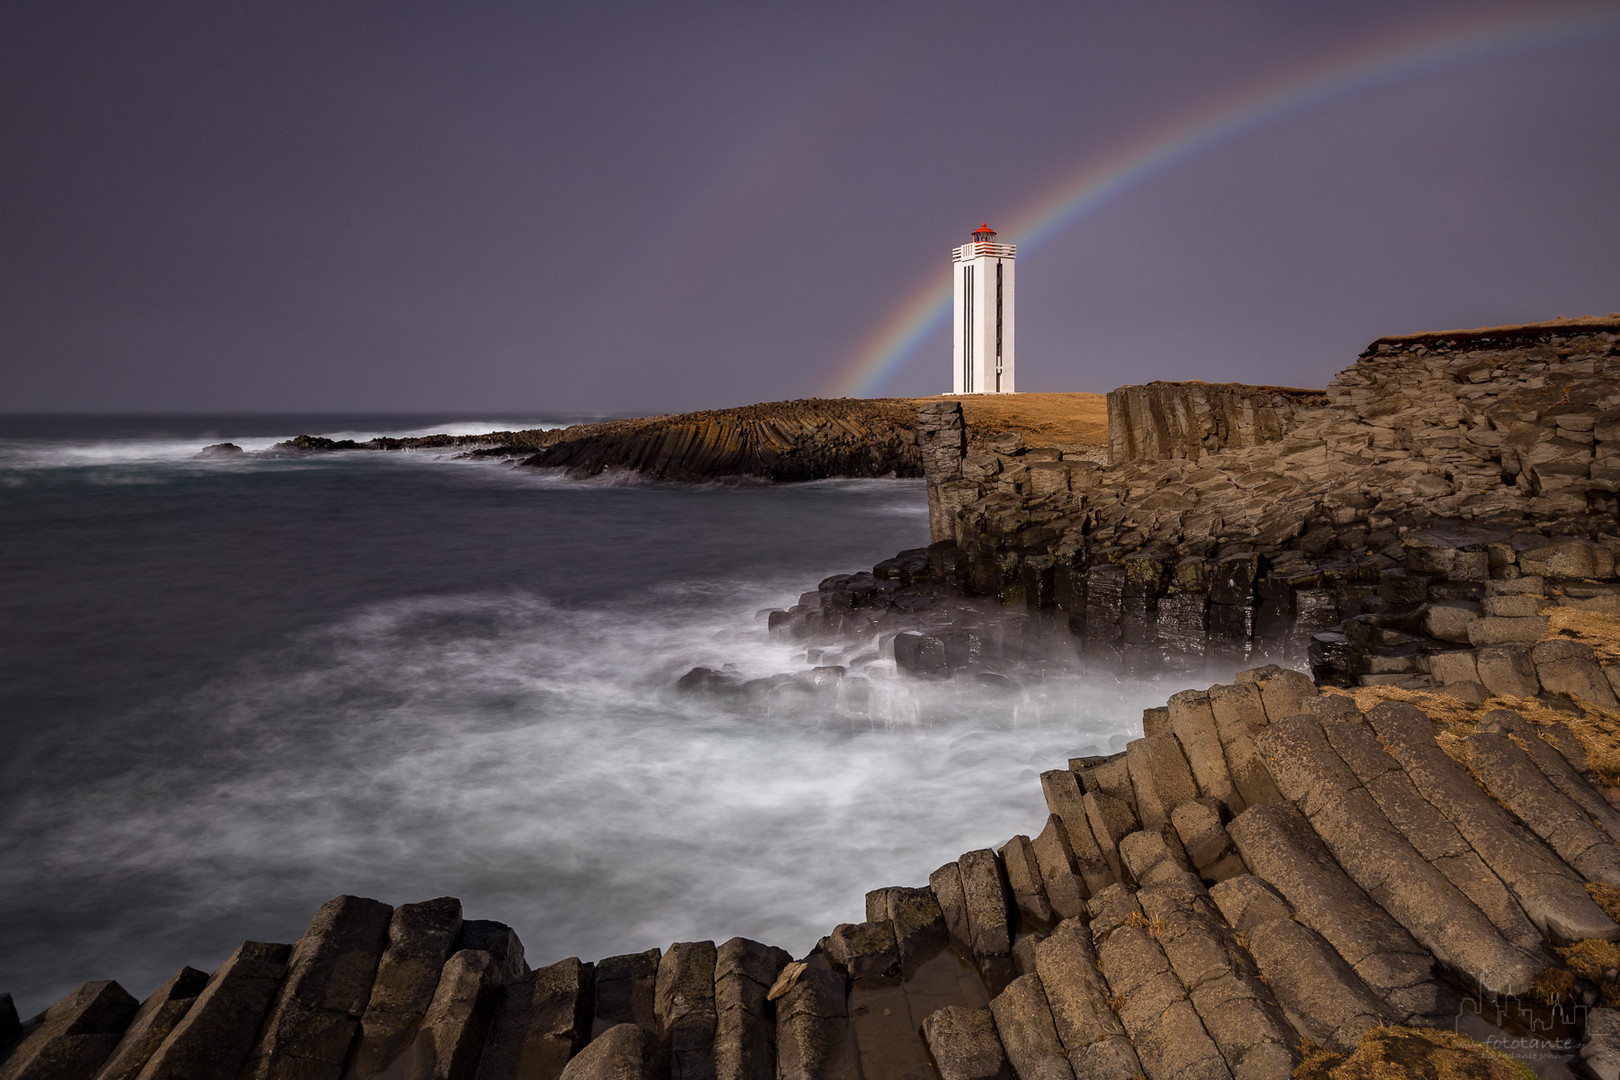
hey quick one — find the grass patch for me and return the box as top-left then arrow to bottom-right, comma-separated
1588,882 -> 1620,923
1530,965 -> 1577,1005
1547,607 -> 1620,667
1293,1024 -> 1535,1080
1555,938 -> 1620,980
1342,674 -> 1620,791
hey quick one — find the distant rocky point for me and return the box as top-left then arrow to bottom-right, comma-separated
192,442 -> 243,458
248,393 -> 1110,484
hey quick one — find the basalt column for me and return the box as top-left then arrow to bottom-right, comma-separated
917,401 -> 968,544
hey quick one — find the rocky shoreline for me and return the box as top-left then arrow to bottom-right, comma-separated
233,393 -> 1107,486
256,399 -> 926,483
12,659 -> 1620,1080
13,317 -> 1620,1079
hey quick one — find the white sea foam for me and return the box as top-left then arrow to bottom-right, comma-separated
0,419 -> 567,472
2,582 -> 1214,1006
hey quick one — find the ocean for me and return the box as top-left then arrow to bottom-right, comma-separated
0,414 -> 1199,1017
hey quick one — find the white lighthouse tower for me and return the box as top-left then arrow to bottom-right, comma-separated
952,223 -> 1016,394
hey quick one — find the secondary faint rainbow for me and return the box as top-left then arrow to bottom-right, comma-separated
828,6 -> 1620,398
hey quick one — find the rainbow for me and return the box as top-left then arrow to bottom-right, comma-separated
826,6 -> 1620,399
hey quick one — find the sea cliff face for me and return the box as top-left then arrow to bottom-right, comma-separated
916,316 -> 1620,686
1105,380 -> 1327,465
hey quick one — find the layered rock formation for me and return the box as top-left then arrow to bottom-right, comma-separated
515,400 -> 924,483
263,394 -> 1107,485
1106,381 -> 1326,464
12,663 -> 1620,1079
917,317 -> 1620,684
263,400 -> 927,481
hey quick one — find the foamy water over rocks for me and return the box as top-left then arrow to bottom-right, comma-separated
0,416 -> 1199,1020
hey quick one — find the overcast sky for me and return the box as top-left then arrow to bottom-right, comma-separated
4,1 -> 1618,415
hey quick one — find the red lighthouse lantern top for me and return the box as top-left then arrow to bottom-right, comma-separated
971,223 -> 997,241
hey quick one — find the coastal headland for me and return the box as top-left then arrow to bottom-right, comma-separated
263,393 -> 1110,483
13,317 -> 1620,1079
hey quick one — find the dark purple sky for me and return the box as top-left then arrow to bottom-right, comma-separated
4,2 -> 1618,414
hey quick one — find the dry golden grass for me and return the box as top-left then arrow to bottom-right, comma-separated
1556,938 -> 1620,980
1588,882 -> 1620,923
1373,314 -> 1620,348
908,391 -> 1109,447
1293,1025 -> 1536,1080
1547,607 -> 1620,666
1338,685 -> 1480,728
1530,966 -> 1578,1005
1339,675 -> 1620,790
1295,1040 -> 1340,1078
1589,745 -> 1620,790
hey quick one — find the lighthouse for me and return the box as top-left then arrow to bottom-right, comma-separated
951,223 -> 1016,394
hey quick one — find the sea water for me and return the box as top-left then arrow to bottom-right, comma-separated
0,415 -> 1201,1017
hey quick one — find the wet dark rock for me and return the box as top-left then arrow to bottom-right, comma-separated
874,549 -> 930,585
675,667 -> 742,696
194,442 -> 244,458
277,434 -> 364,452
893,632 -> 948,677
1083,565 -> 1125,645
1309,631 -> 1353,686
